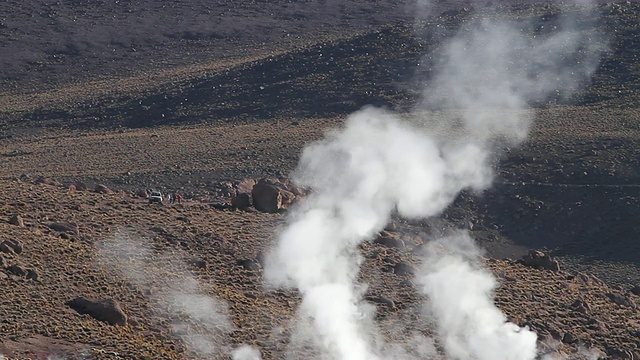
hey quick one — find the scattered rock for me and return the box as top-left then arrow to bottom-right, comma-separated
517,250 -> 560,271
26,269 -> 38,281
548,327 -> 564,341
237,258 -> 260,271
135,189 -> 148,198
606,346 -> 636,360
210,181 -> 236,200
587,317 -> 608,331
231,179 -> 256,209
365,294 -> 395,310
606,292 -> 637,309
573,272 -> 605,286
393,262 -> 416,276
562,332 -> 579,344
630,285 -> 640,296
1,239 -> 23,254
0,242 -> 16,255
187,258 -> 206,269
66,297 -> 127,326
0,255 -> 4,266
74,181 -> 88,191
6,264 -> 27,276
94,184 -> 112,194
569,299 -> 590,314
35,177 -> 61,186
373,231 -> 405,249
231,192 -> 252,209
8,214 -> 24,227
236,178 -> 256,194
48,222 -> 79,235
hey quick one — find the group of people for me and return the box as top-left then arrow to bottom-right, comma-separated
166,192 -> 183,204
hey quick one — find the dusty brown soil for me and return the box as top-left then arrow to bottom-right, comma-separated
2,1 -> 640,359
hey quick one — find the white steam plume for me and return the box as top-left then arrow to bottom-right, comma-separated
417,232 -> 538,360
232,345 -> 263,360
265,107 -> 494,359
420,11 -> 604,143
265,1 -> 604,359
99,230 -> 234,358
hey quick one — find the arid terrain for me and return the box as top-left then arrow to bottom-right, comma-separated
1,1 -> 640,359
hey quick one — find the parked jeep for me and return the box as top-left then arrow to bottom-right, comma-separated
149,191 -> 163,204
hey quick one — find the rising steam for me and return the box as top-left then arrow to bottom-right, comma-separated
265,1 -> 604,359
417,232 -> 538,360
99,230 -> 235,358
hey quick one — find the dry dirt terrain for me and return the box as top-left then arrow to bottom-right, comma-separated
1,0 -> 640,359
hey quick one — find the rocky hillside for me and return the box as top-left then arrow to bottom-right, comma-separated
2,0 -> 640,359
1,178 -> 639,359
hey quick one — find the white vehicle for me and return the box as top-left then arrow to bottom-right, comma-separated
149,191 -> 163,204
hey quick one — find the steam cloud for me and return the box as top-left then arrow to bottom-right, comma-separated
100,230 -> 235,358
265,1 -> 604,359
417,232 -> 538,360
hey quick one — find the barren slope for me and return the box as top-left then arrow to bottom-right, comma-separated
1,1 -> 640,359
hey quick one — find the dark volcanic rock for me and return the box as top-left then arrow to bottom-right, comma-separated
26,269 -> 39,281
74,181 -> 88,191
237,258 -> 261,272
1,239 -> 23,254
135,189 -> 149,198
573,272 -> 606,286
373,231 -> 405,249
187,258 -> 206,269
569,299 -> 590,314
231,192 -> 252,209
6,264 -> 27,276
236,178 -> 256,194
8,214 -> 24,227
562,331 -> 579,344
66,297 -> 128,326
35,177 -> 61,186
365,294 -> 395,311
518,250 -> 560,271
606,292 -> 637,309
393,261 -> 416,276
0,242 -> 16,255
48,222 -> 79,235
252,178 -> 295,213
94,184 -> 112,194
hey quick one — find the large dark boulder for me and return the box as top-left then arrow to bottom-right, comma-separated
251,178 -> 295,213
231,178 -> 257,209
66,297 -> 128,326
231,192 -> 252,209
518,250 -> 560,272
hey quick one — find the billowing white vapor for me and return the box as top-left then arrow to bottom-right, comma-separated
265,1 -> 604,359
